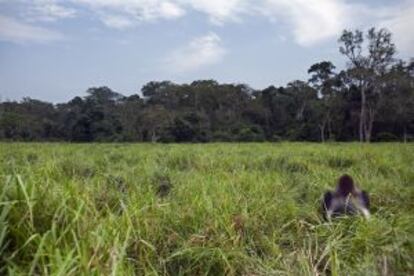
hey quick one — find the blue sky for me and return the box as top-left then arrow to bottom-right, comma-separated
0,0 -> 413,103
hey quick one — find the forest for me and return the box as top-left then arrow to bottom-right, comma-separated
1,28 -> 413,143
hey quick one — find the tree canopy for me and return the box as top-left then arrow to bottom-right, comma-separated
1,28 -> 413,142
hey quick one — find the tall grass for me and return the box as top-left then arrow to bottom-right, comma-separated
0,143 -> 413,275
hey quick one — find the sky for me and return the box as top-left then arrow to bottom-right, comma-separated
0,0 -> 413,103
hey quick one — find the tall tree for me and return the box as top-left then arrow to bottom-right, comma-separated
339,28 -> 396,142
308,61 -> 338,142
379,60 -> 414,142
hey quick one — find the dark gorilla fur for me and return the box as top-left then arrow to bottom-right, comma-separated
321,174 -> 370,220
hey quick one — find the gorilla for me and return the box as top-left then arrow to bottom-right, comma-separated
322,174 -> 370,220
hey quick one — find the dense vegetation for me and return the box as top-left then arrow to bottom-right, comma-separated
1,28 -> 413,143
1,143 -> 413,274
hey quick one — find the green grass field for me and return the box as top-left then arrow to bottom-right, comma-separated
0,143 -> 413,275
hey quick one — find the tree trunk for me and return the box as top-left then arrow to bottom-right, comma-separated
365,124 -> 371,142
359,87 -> 367,142
297,103 -> 306,121
327,114 -> 333,141
151,129 -> 158,143
365,107 -> 375,143
319,123 -> 326,143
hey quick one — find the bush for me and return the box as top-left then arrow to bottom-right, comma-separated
375,132 -> 399,142
212,131 -> 234,142
234,125 -> 265,142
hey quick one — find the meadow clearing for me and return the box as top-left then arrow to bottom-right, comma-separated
0,143 -> 413,275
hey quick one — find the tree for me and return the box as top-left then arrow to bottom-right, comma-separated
84,87 -> 124,141
0,28 -> 412,143
339,28 -> 396,142
141,105 -> 173,142
378,60 -> 414,142
308,61 -> 339,142
280,81 -> 319,140
117,95 -> 145,141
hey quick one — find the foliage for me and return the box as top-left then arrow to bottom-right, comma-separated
0,28 -> 413,143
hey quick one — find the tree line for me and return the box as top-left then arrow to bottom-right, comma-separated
1,28 -> 413,143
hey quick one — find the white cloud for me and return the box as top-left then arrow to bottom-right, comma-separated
27,0 -> 76,22
101,14 -> 134,29
255,0 -> 414,50
73,0 -> 185,27
164,32 -> 226,73
260,0 -> 350,46
379,2 -> 414,55
182,0 -> 249,24
159,1 -> 185,18
1,0 -> 413,52
72,0 -> 246,26
0,15 -> 64,43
